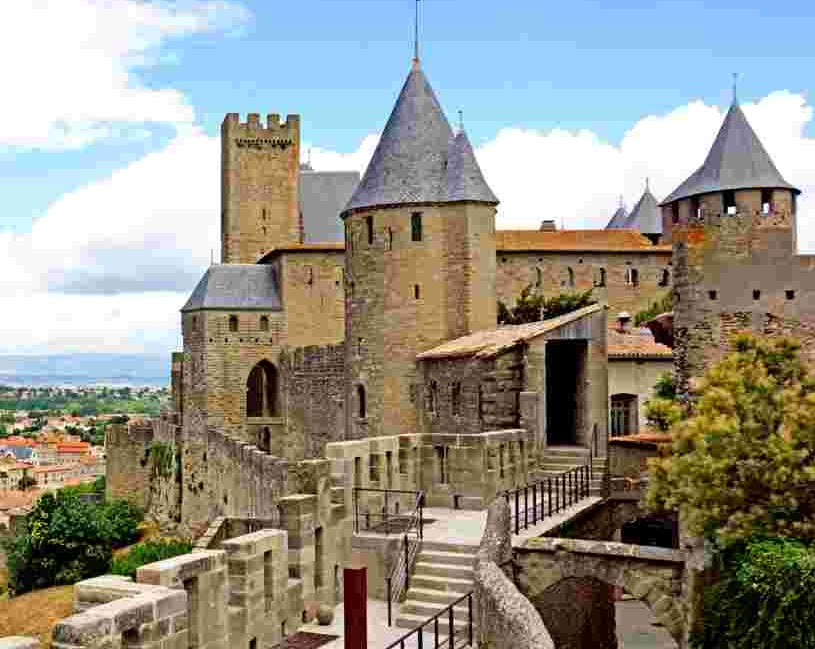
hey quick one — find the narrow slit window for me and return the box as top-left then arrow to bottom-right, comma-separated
414,284 -> 420,299
708,290 -> 717,300
786,289 -> 796,300
451,382 -> 461,416
761,189 -> 773,215
723,190 -> 737,215
753,289 -> 761,300
386,227 -> 393,251
671,202 -> 680,224
595,268 -> 606,288
365,215 -> 374,245
259,316 -> 269,331
411,212 -> 423,242
229,315 -> 238,332
658,269 -> 670,287
357,385 -> 366,419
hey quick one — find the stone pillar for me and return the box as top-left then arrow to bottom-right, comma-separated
343,566 -> 367,649
279,494 -> 318,615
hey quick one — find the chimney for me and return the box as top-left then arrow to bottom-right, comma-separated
615,311 -> 631,333
539,219 -> 557,231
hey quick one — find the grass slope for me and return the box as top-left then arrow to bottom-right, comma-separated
0,584 -> 74,647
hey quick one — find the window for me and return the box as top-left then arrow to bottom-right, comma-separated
411,212 -> 423,242
723,190 -> 737,215
427,381 -> 438,415
708,290 -> 717,300
610,394 -> 637,437
229,315 -> 239,332
761,189 -> 773,215
477,386 -> 484,423
262,226 -> 267,236
369,454 -> 379,482
335,268 -> 343,287
246,360 -> 279,417
414,284 -> 420,299
435,446 -> 448,484
259,316 -> 269,331
354,456 -> 361,488
566,267 -> 575,289
357,385 -> 366,419
365,215 -> 374,245
658,269 -> 670,287
671,202 -> 679,224
786,289 -> 796,300
499,444 -> 505,478
385,451 -> 393,488
262,208 -> 267,221
305,266 -> 313,285
386,227 -> 393,251
192,316 -> 199,332
594,268 -> 606,288
690,196 -> 701,220
753,289 -> 761,300
625,267 -> 639,287
534,267 -> 542,290
451,382 -> 461,416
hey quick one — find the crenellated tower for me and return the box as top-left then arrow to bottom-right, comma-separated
660,98 -> 802,394
221,113 -> 302,264
342,59 -> 499,439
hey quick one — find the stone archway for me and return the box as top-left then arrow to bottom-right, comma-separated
514,538 -> 686,644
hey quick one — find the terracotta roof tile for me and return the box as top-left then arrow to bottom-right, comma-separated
418,304 -> 605,360
607,328 -> 674,359
495,229 -> 671,253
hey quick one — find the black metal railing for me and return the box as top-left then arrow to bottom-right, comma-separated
385,532 -> 421,626
383,591 -> 474,649
353,487 -> 424,536
502,464 -> 591,535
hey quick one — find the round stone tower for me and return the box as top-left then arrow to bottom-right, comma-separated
659,98 -> 801,394
342,59 -> 499,438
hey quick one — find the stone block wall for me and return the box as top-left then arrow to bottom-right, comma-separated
495,249 -> 672,317
279,343 -> 345,458
105,421 -> 153,511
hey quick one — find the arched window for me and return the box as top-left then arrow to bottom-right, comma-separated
658,268 -> 670,287
229,315 -> 239,332
246,360 -> 279,417
594,268 -> 606,288
357,385 -> 366,419
535,267 -> 542,290
625,267 -> 639,287
566,267 -> 575,289
259,316 -> 269,331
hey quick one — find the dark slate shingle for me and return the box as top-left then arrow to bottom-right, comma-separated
182,265 -> 282,312
605,206 -> 629,229
299,170 -> 360,243
625,188 -> 662,235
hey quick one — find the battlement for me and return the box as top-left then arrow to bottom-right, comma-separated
222,112 -> 300,138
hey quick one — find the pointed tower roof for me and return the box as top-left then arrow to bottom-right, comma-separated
625,185 -> 663,235
344,63 -> 497,213
606,205 -> 629,229
662,101 -> 799,205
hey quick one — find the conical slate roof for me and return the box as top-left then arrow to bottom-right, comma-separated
662,101 -> 799,205
605,205 -> 629,229
344,62 -> 497,213
625,187 -> 662,235
182,265 -> 282,312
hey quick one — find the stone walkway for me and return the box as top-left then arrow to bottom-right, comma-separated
616,599 -> 678,648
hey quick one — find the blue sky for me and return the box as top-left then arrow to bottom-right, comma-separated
3,0 -> 814,232
2,0 -> 815,354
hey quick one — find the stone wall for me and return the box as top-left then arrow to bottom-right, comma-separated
145,413 -> 182,529
474,498 -> 554,649
279,343 -> 345,458
542,497 -> 644,542
105,421 -> 153,511
221,113 -> 301,264
344,202 -> 497,440
495,249 -> 672,316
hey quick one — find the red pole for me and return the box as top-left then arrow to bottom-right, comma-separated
344,566 -> 367,649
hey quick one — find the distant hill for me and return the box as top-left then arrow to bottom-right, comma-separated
0,354 -> 170,387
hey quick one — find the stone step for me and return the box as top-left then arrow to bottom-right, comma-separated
418,540 -> 480,554
410,573 -> 474,593
416,550 -> 477,567
414,562 -> 474,581
542,446 -> 590,457
400,599 -> 471,621
404,587 -> 469,606
395,612 -> 470,634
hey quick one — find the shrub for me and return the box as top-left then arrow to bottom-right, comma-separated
497,285 -> 596,325
696,539 -> 815,649
102,500 -> 142,548
111,539 -> 192,579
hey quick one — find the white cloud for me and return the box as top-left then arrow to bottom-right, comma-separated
0,0 -> 250,150
3,90 -> 815,354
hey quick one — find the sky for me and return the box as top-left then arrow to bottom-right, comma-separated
1,0 -> 815,355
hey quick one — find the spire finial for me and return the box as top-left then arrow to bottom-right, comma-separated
732,72 -> 739,105
308,147 -> 312,166
413,0 -> 420,64
619,194 -> 624,208
646,177 -> 650,192
458,109 -> 464,133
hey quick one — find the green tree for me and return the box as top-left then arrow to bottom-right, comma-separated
646,334 -> 815,546
634,291 -> 673,326
642,372 -> 682,433
497,285 -> 596,325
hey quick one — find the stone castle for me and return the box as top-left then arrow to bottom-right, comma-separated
88,48 -> 813,649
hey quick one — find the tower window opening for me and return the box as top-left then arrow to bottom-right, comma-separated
435,446 -> 448,484
566,267 -> 575,289
658,268 -> 670,287
451,382 -> 461,416
625,268 -> 639,287
786,289 -> 796,300
229,315 -> 238,332
761,189 -> 773,215
262,226 -> 267,236
260,316 -> 269,331
753,289 -> 761,300
365,215 -> 374,245
414,284 -> 420,299
411,212 -> 423,242
671,202 -> 679,224
357,385 -> 366,419
386,227 -> 393,251
246,360 -> 279,417
723,190 -> 737,215
708,290 -> 717,300
534,267 -> 542,289
477,386 -> 484,423
192,316 -> 199,332
691,196 -> 701,219
594,268 -> 606,288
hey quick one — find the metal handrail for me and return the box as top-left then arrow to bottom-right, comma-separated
382,490 -> 424,626
382,591 -> 474,649
502,464 -> 590,535
353,487 -> 424,536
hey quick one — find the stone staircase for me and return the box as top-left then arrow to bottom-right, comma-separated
396,540 -> 478,635
536,446 -> 607,495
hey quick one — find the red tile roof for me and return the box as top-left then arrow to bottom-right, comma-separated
496,229 -> 672,253
607,328 -> 674,359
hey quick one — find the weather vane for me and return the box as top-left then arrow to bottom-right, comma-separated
733,72 -> 739,104
414,0 -> 420,63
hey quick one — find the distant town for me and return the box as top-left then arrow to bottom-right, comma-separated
0,385 -> 170,525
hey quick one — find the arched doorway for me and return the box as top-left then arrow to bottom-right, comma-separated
246,360 -> 279,417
